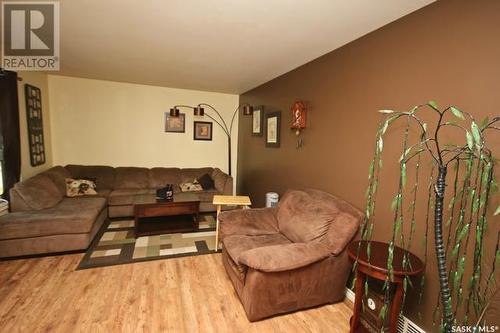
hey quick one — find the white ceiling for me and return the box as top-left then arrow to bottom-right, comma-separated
57,0 -> 434,94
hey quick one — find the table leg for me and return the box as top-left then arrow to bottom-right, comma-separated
215,204 -> 221,252
350,270 -> 365,333
389,282 -> 404,333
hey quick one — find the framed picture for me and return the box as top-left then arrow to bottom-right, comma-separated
265,111 -> 281,148
194,121 -> 213,141
252,106 -> 264,136
165,112 -> 185,133
24,84 -> 46,166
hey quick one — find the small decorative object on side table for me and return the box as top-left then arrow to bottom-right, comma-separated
212,195 -> 251,251
347,240 -> 424,333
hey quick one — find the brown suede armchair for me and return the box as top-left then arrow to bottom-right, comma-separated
219,188 -> 363,321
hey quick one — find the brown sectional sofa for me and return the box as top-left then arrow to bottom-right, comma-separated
0,165 -> 232,258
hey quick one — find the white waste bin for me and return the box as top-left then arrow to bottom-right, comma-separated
266,192 -> 279,208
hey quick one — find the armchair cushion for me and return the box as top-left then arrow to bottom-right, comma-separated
277,189 -> 337,243
219,208 -> 279,240
239,242 -> 331,272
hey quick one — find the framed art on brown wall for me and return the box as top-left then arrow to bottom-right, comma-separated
194,121 -> 213,141
165,112 -> 185,133
251,106 -> 264,136
24,84 -> 46,166
265,111 -> 281,148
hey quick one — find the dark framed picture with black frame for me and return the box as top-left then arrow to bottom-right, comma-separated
194,121 -> 213,141
265,111 -> 281,148
24,84 -> 46,166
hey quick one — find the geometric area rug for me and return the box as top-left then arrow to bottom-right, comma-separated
76,213 -> 217,270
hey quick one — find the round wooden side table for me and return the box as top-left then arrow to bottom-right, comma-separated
347,240 -> 424,333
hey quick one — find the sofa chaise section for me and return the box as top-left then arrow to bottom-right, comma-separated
1,168 -> 108,258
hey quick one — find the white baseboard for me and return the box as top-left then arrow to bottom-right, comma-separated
344,288 -> 426,333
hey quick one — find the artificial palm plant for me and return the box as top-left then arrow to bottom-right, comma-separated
359,102 -> 499,332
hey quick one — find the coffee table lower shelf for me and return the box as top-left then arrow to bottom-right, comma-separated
135,215 -> 198,238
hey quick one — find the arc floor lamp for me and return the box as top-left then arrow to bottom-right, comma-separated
169,103 -> 253,176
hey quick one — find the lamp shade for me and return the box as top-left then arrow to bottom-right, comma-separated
242,105 -> 253,116
194,106 -> 205,116
170,107 -> 180,117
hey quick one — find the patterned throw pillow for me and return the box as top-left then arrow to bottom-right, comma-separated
65,178 -> 98,197
179,180 -> 203,192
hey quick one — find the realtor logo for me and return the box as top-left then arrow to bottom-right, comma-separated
2,1 -> 60,70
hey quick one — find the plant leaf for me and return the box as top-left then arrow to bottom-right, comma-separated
466,131 -> 474,150
391,194 -> 401,211
378,137 -> 383,152
451,106 -> 465,120
481,117 -> 490,130
379,109 -> 395,114
428,101 -> 438,109
471,121 -> 481,146
401,163 -> 407,187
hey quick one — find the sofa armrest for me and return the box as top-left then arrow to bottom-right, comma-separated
219,208 -> 278,240
238,242 -> 331,272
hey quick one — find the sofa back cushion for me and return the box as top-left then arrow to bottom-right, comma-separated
66,165 -> 116,189
43,166 -> 71,195
12,174 -> 63,210
211,168 -> 227,192
180,168 -> 213,183
277,189 -> 362,254
277,189 -> 335,244
149,168 -> 181,188
114,167 -> 149,189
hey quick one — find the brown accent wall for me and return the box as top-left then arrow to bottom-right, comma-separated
238,1 -> 500,330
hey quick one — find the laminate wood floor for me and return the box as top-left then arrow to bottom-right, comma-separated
0,253 -> 352,333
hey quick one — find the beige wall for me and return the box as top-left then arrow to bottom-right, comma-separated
48,75 -> 240,184
17,72 -> 53,179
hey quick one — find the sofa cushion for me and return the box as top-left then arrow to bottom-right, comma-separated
0,197 -> 107,240
114,167 -> 149,189
223,233 -> 292,266
13,174 -> 63,210
277,189 -> 338,243
43,166 -> 71,195
108,188 -> 151,206
180,168 -> 213,183
96,189 -> 112,198
211,168 -> 227,192
195,189 -> 220,202
66,165 -> 116,189
148,168 -> 181,189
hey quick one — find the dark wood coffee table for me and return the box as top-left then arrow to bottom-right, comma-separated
133,193 -> 200,238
